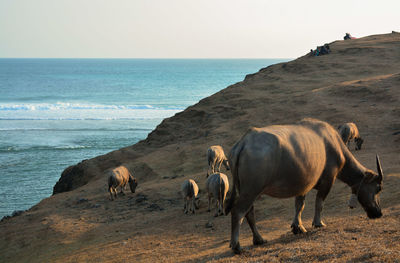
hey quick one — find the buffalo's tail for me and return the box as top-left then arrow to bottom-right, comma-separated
224,141 -> 245,215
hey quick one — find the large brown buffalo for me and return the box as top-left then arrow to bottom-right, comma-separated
225,118 -> 383,254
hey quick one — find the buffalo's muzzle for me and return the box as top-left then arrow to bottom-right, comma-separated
367,210 -> 382,219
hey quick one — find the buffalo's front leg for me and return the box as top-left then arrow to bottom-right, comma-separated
109,187 -> 114,201
217,161 -> 223,172
312,186 -> 333,227
212,160 -> 217,173
291,195 -> 307,234
312,170 -> 335,227
312,195 -> 326,227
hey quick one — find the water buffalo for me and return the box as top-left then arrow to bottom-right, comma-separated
225,118 -> 383,254
181,179 -> 199,214
206,172 -> 229,217
338,122 -> 364,150
108,166 -> 138,201
207,145 -> 230,176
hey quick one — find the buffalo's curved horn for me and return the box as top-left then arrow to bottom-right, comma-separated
376,154 -> 384,182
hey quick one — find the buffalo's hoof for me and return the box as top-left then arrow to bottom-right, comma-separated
291,224 -> 307,234
253,236 -> 265,246
230,242 -> 242,254
214,213 -> 219,217
184,210 -> 188,214
207,209 -> 211,212
195,200 -> 200,209
312,221 -> 326,228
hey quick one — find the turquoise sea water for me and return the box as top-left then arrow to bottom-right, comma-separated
0,58 -> 288,218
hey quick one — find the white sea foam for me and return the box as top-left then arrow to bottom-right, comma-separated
0,102 -> 184,120
0,102 -> 183,111
0,144 -> 91,153
0,127 -> 152,131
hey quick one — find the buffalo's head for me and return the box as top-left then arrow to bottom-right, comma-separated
223,159 -> 230,171
357,155 -> 383,219
128,176 -> 138,193
355,137 -> 364,150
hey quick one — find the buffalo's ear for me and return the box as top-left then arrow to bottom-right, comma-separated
129,175 -> 137,184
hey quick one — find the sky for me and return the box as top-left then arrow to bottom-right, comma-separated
0,0 -> 399,58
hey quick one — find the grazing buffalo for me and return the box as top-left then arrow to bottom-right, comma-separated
181,179 -> 199,214
207,145 -> 230,176
225,118 -> 383,254
338,122 -> 364,150
108,166 -> 138,201
206,172 -> 229,217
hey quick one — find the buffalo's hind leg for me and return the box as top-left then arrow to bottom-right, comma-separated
246,205 -> 265,246
230,195 -> 258,254
207,194 -> 211,212
183,199 -> 188,214
191,198 -> 196,214
291,195 -> 307,234
214,199 -> 219,217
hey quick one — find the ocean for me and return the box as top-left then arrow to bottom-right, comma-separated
0,58 -> 288,218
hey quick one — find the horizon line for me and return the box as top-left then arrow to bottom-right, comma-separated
0,57 -> 292,60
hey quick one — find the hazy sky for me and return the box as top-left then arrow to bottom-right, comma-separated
0,0 -> 399,58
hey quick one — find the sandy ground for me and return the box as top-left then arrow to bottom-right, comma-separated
1,32 -> 400,263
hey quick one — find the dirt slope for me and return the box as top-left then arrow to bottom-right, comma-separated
1,32 -> 400,263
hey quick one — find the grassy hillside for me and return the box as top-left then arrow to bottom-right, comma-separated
1,32 -> 400,262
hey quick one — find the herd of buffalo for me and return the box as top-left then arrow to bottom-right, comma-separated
107,119 -> 384,254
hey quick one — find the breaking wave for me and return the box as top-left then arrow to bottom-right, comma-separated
0,103 -> 183,111
0,144 -> 91,153
0,102 -> 185,120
